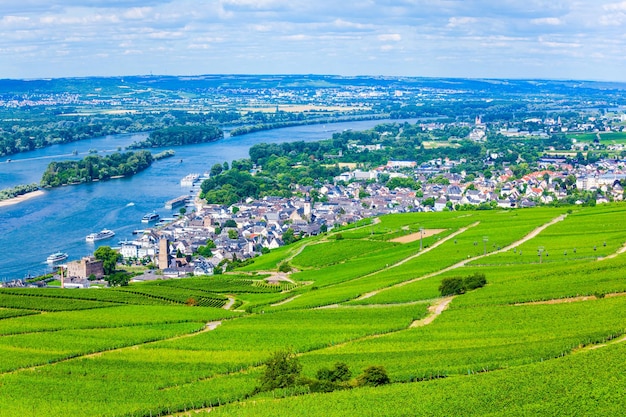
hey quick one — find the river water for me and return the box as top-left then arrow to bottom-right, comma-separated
0,119 -> 404,280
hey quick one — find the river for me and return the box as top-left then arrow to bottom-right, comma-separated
0,119 -> 409,280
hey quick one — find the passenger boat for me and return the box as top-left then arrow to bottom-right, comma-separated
46,252 -> 68,263
141,211 -> 160,223
85,229 -> 115,242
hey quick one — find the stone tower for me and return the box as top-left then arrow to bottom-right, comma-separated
158,238 -> 170,270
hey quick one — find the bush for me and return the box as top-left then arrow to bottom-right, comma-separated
278,262 -> 292,273
258,350 -> 302,392
439,273 -> 487,296
439,277 -> 465,296
464,272 -> 487,290
317,362 -> 351,383
357,365 -> 390,387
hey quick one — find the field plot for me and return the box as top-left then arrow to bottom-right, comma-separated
290,240 -> 398,269
1,205 -> 626,416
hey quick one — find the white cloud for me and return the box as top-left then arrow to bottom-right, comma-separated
531,17 -> 562,25
123,7 -> 153,20
603,1 -> 626,11
447,17 -> 477,28
378,33 -> 401,42
0,0 -> 625,80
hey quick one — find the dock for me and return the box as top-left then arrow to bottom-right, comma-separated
164,195 -> 189,209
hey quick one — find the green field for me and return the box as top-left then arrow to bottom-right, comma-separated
568,130 -> 626,145
1,204 -> 626,415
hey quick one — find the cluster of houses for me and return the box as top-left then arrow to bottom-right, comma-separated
22,150 -> 623,285
109,153 -> 625,279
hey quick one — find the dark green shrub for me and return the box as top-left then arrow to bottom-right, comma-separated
464,273 -> 487,290
357,365 -> 390,387
258,350 -> 302,392
317,362 -> 351,383
439,277 -> 465,296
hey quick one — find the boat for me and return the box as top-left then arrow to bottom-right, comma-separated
85,229 -> 115,242
180,173 -> 200,187
46,252 -> 68,263
141,211 -> 160,223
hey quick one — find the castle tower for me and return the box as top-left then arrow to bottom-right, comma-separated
158,238 -> 170,270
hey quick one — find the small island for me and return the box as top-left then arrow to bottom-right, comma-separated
128,125 -> 223,148
40,150 -> 155,187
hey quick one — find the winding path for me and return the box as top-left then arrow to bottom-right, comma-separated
222,297 -> 236,310
410,296 -> 454,327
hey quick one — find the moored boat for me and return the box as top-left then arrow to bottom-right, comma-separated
86,229 -> 115,242
141,211 -> 160,223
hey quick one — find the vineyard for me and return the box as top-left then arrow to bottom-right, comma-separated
0,204 -> 626,415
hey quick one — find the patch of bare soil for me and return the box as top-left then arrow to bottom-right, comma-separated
410,297 -> 454,327
391,229 -> 447,243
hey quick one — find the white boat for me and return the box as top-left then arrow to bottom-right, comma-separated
46,252 -> 68,263
180,173 -> 200,187
86,229 -> 115,242
141,211 -> 160,223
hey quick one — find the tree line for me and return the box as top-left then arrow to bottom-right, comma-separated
0,110 -> 237,158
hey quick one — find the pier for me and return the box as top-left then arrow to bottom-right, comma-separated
164,195 -> 189,209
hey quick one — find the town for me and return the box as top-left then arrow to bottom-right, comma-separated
25,112 -> 623,288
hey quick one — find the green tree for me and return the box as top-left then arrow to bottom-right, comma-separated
317,362 -> 352,383
356,365 -> 390,387
282,228 -> 297,245
210,163 -> 223,177
464,273 -> 487,290
105,271 -> 130,287
258,350 -> 302,392
223,219 -> 237,228
94,246 -> 120,275
439,276 -> 465,296
228,229 -> 239,239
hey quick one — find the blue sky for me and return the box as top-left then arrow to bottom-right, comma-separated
1,0 -> 626,80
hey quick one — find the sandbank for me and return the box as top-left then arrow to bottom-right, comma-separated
0,190 -> 46,208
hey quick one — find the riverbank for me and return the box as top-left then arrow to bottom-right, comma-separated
0,190 -> 45,207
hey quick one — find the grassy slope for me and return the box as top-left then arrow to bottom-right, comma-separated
0,204 -> 625,415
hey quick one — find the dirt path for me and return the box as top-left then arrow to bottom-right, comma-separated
598,243 -> 626,260
410,297 -> 454,327
271,294 -> 301,306
391,228 -> 447,243
222,297 -> 236,310
359,214 -> 568,301
2,321 -> 222,376
514,291 -> 626,306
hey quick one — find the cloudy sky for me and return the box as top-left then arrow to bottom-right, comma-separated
1,0 -> 626,81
